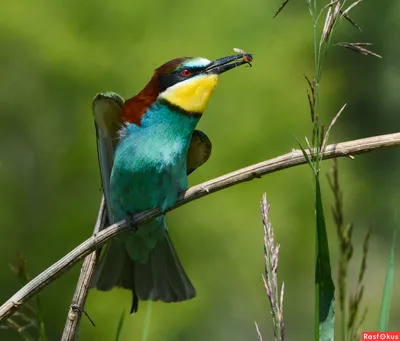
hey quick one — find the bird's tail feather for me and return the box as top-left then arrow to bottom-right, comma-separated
134,231 -> 196,302
92,230 -> 196,312
92,239 -> 126,291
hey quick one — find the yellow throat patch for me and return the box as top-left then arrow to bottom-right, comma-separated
159,74 -> 219,113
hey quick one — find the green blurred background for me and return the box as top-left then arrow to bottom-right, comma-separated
1,0 -> 399,340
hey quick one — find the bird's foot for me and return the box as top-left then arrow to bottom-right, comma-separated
126,212 -> 138,232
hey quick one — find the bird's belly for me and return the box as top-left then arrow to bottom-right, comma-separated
110,157 -> 187,220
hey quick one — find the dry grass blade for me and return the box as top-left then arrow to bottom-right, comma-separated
351,308 -> 368,341
255,322 -> 263,341
307,90 -> 314,122
304,75 -> 315,122
305,137 -> 314,159
273,0 -> 290,18
341,10 -> 362,32
332,2 -> 341,24
279,283 -> 285,341
337,42 -> 382,58
321,1 -> 340,43
260,194 -> 284,340
321,103 -> 347,153
304,74 -> 313,90
348,228 -> 371,337
322,6 -> 333,42
328,159 -> 354,341
341,0 -> 362,19
358,228 -> 371,285
328,160 -> 370,341
321,0 -> 340,11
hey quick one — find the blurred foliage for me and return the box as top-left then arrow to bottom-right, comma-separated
1,254 -> 48,340
0,0 -> 399,340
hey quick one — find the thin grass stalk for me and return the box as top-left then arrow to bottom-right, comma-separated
312,3 -> 322,340
309,2 -> 341,340
115,309 -> 125,341
327,159 -> 348,341
259,194 -> 284,341
378,229 -> 396,331
255,322 -> 263,341
141,301 -> 153,341
328,158 -> 371,341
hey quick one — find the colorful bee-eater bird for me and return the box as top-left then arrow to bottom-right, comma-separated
92,53 -> 253,312
92,92 -> 213,224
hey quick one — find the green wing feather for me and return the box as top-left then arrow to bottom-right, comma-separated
92,92 -> 124,224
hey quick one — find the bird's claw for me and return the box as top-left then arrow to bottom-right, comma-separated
126,212 -> 138,232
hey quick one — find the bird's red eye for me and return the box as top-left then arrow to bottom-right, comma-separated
181,69 -> 191,77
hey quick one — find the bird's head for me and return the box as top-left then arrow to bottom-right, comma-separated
122,54 -> 252,125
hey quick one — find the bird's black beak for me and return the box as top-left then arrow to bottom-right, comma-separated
202,54 -> 253,75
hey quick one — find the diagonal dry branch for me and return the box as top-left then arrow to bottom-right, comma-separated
1,132 -> 400,323
61,197 -> 106,341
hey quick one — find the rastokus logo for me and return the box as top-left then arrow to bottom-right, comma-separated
362,332 -> 400,340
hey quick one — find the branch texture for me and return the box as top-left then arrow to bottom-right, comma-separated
1,132 -> 400,322
60,197 -> 106,341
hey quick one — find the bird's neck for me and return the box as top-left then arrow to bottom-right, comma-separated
140,100 -> 201,142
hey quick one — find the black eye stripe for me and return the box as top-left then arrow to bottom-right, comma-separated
158,67 -> 203,92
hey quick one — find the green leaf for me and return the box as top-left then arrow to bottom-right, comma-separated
315,178 -> 335,341
295,136 -> 316,174
115,309 -> 126,341
378,229 -> 396,331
